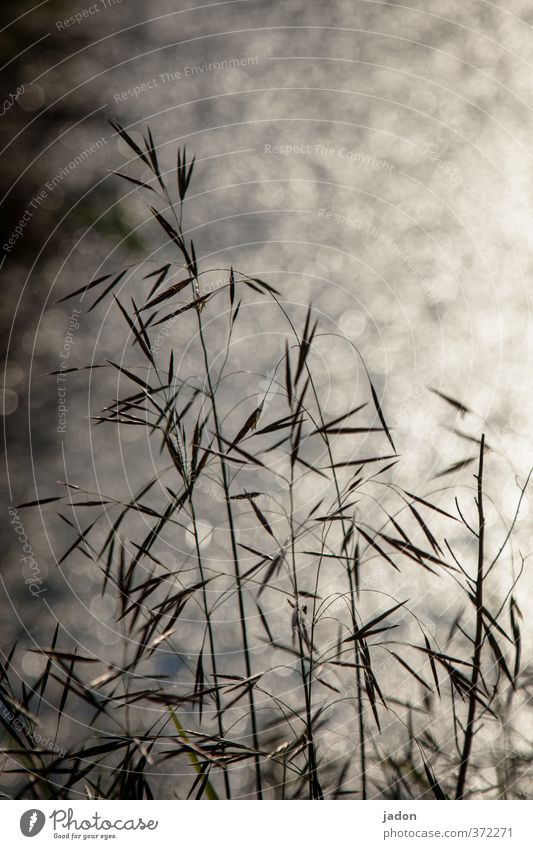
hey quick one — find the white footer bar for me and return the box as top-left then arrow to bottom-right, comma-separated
5,800 -> 532,848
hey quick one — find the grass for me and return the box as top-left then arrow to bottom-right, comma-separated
1,122 -> 531,800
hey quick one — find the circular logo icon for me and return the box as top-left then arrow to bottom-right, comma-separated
20,810 -> 46,837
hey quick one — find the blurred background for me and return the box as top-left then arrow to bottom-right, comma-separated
2,0 -> 533,797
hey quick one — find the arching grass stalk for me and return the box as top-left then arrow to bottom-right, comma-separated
455,434 -> 485,799
193,308 -> 263,799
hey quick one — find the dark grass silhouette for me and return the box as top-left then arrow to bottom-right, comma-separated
1,124 -> 531,800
